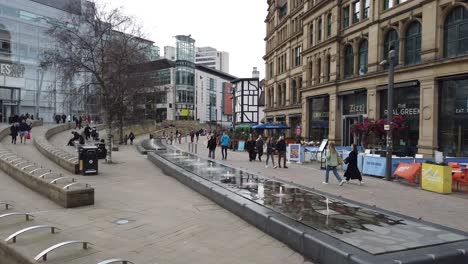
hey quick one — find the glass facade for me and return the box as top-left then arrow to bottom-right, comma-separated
308,95 -> 329,141
380,85 -> 420,152
439,77 -> 468,157
444,6 -> 468,58
0,0 -> 81,121
358,40 -> 368,75
175,35 -> 196,120
405,22 -> 421,65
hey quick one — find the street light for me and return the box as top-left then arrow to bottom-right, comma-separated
381,47 -> 397,181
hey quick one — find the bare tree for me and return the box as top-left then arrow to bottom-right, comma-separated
40,1 -> 153,163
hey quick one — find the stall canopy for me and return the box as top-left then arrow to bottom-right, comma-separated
252,123 -> 290,129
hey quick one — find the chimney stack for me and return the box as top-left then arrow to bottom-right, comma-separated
252,67 -> 260,78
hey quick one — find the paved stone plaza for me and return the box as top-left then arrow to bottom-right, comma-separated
0,125 -> 312,263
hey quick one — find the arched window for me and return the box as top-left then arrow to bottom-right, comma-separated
384,29 -> 399,67
358,40 -> 368,75
344,45 -> 354,78
405,22 -> 421,65
444,6 -> 468,58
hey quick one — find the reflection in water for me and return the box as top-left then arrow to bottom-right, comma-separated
158,150 -> 467,255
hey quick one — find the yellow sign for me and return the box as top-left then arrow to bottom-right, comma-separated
421,163 -> 452,194
181,109 -> 189,116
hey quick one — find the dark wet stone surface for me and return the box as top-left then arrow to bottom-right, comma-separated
157,150 -> 467,255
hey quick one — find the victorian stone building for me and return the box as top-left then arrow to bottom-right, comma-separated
264,0 -> 468,157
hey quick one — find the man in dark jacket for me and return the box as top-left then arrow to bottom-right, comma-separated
84,125 -> 91,140
207,134 -> 217,159
276,135 -> 288,168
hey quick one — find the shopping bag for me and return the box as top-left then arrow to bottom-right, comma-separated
26,132 -> 31,140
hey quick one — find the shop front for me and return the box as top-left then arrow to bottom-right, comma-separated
289,115 -> 301,138
340,90 -> 367,146
379,81 -> 420,156
0,86 -> 20,122
308,95 -> 329,142
439,76 -> 468,157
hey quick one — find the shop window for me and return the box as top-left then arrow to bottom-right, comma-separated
444,6 -> 468,58
343,6 -> 350,28
353,1 -> 361,24
358,40 -> 368,75
439,78 -> 468,157
405,21 -> 421,65
344,45 -> 354,79
327,14 -> 332,37
308,95 -> 330,141
384,29 -> 400,68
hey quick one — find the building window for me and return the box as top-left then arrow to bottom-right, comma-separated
294,46 -> 302,67
279,3 -> 288,19
383,0 -> 393,10
269,61 -> 274,78
0,40 -> 10,53
344,45 -> 354,78
353,1 -> 361,24
291,79 -> 297,104
318,18 -> 322,42
308,61 -> 313,86
384,29 -> 400,68
405,22 -> 421,65
444,6 -> 468,58
343,6 -> 350,28
317,57 -> 322,84
310,23 -> 314,46
327,14 -> 332,37
363,0 -> 370,19
326,54 -> 331,82
358,40 -> 368,75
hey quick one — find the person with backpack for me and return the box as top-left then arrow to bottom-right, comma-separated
323,142 -> 346,186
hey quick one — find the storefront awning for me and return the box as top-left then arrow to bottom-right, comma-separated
253,123 -> 290,130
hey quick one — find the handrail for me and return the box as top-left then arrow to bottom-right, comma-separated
63,183 -> 89,190
0,202 -> 13,210
30,168 -> 46,174
34,240 -> 92,261
15,161 -> 30,167
38,172 -> 53,179
22,164 -> 35,170
98,259 -> 134,264
0,153 -> 13,158
5,225 -> 60,243
9,158 -> 22,163
49,176 -> 67,184
0,212 -> 33,221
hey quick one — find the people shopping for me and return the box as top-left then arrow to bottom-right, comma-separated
323,142 -> 346,186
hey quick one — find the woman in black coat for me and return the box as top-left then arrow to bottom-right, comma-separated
344,144 -> 363,185
245,136 -> 256,161
10,124 -> 18,144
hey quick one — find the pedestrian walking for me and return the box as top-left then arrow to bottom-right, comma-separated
344,144 -> 363,185
220,132 -> 230,160
124,134 -> 128,145
256,135 -> 264,161
18,120 -> 30,144
323,142 -> 346,186
207,134 -> 217,159
245,136 -> 256,161
129,132 -> 135,145
61,114 -> 66,123
91,127 -> 98,141
190,130 -> 195,143
10,123 -> 18,144
195,131 -> 200,142
265,137 -> 276,168
276,135 -> 288,168
84,124 -> 91,140
78,116 -> 83,129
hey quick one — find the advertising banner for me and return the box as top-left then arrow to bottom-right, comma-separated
421,163 -> 452,194
288,144 -> 301,162
362,156 -> 386,177
237,141 -> 245,152
394,163 -> 421,183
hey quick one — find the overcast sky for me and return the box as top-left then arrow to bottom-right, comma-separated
101,0 -> 268,79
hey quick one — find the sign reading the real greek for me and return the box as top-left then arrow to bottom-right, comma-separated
0,63 -> 25,78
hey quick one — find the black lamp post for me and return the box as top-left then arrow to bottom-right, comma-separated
383,47 -> 396,181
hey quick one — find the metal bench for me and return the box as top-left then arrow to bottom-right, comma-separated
5,225 -> 60,243
0,202 -> 13,210
98,259 -> 134,264
0,212 -> 33,221
34,240 -> 92,261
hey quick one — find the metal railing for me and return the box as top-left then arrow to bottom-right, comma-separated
0,212 -> 33,221
34,240 -> 92,261
0,202 -> 13,210
5,225 -> 60,243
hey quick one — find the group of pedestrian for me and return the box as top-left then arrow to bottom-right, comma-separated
323,143 -> 363,186
123,132 -> 135,145
10,119 -> 32,144
245,135 -> 288,169
9,113 -> 33,124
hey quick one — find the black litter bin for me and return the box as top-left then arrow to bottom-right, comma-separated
79,146 -> 98,175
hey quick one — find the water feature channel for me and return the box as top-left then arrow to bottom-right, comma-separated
155,149 -> 467,255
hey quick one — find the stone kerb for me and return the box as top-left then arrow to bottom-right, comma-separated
0,123 -> 94,208
35,123 -> 80,174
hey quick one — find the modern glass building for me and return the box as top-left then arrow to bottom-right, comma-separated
174,35 -> 195,120
0,0 -> 85,122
